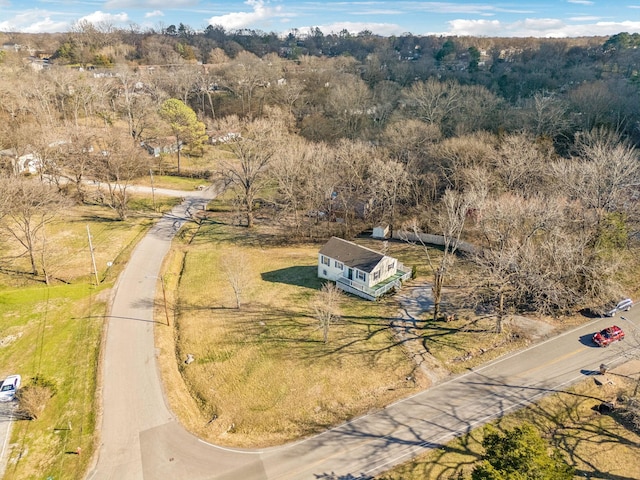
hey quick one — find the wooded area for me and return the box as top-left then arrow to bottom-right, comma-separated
1,27 -> 639,319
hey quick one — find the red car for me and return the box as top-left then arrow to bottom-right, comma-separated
593,325 -> 625,347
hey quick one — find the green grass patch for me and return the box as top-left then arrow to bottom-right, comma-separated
135,174 -> 211,191
0,203 -> 154,480
0,282 -> 104,480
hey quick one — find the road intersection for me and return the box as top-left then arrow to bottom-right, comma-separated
87,192 -> 640,480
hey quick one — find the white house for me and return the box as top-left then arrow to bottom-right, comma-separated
318,237 -> 410,301
0,149 -> 41,175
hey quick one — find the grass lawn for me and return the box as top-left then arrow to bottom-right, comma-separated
157,221 -> 426,448
0,204 -> 153,480
155,205 -> 551,449
134,174 -> 210,192
377,361 -> 640,479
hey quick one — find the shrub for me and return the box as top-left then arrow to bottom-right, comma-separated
16,375 -> 57,420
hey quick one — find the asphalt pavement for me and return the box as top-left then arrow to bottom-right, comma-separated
86,189 -> 640,479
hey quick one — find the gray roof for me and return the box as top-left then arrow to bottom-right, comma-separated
319,237 -> 386,273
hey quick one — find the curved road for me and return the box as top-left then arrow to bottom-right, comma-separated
88,192 -> 640,480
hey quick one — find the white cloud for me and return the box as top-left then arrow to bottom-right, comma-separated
145,10 -> 165,18
79,11 -> 130,25
104,0 -> 197,8
568,16 -> 601,21
0,10 -> 69,33
446,17 -> 640,38
206,0 -> 291,30
444,19 -> 502,37
411,2 -> 533,15
567,0 -> 594,5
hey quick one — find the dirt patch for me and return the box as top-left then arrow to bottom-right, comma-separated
506,315 -> 556,341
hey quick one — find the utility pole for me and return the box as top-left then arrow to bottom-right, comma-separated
87,225 -> 99,286
161,275 -> 170,327
150,169 -> 157,212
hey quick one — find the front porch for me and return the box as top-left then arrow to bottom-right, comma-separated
336,264 -> 411,301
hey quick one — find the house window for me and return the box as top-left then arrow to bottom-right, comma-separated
373,270 -> 380,281
388,261 -> 395,271
356,270 -> 366,281
323,269 -> 328,276
335,261 -> 343,270
321,255 -> 330,266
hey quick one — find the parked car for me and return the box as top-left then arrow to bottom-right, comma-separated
0,374 -> 21,402
593,326 -> 625,347
601,298 -> 633,317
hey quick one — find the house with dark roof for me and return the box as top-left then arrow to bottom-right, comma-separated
318,237 -> 411,301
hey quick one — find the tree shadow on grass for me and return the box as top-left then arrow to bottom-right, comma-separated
261,266 -> 321,289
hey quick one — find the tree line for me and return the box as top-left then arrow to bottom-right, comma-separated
0,28 -> 639,320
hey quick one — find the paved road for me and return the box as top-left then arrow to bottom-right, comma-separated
87,190 -> 640,479
0,402 -> 17,478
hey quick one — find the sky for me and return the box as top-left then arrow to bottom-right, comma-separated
1,0 -> 640,38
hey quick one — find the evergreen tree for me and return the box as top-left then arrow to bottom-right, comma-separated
472,423 -> 574,480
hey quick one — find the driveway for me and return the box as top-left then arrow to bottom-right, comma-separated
87,192 -> 640,479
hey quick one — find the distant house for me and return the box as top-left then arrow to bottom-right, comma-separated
0,149 -> 41,175
209,131 -> 241,144
318,237 -> 410,301
140,138 -> 180,157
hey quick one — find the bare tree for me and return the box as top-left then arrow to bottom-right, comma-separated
521,91 -> 573,139
402,78 -> 462,131
91,132 -> 150,220
324,74 -> 373,139
405,189 -> 474,323
55,126 -> 102,201
0,177 -> 69,280
218,114 -> 283,228
270,135 -> 313,233
571,128 -> 639,217
367,157 -> 410,227
112,67 -> 165,141
221,250 -> 250,309
494,133 -> 551,195
221,51 -> 270,119
473,194 -> 577,329
430,132 -> 497,191
312,282 -> 343,343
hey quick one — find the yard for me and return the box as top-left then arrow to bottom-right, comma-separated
154,203 -> 550,449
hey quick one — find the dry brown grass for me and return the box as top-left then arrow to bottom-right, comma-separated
156,225 -> 428,448
155,210 -> 589,450
154,200 -> 640,456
